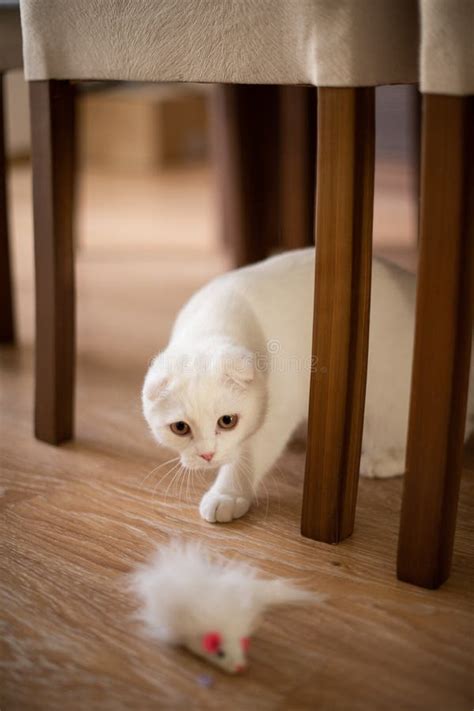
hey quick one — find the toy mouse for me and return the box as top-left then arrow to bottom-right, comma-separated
129,541 -> 316,674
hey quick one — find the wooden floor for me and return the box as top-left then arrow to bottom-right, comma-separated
1,163 -> 473,710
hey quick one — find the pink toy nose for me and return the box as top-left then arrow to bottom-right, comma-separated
235,664 -> 246,673
199,452 -> 214,462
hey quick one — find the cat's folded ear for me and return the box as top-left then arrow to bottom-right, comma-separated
142,354 -> 170,401
218,345 -> 255,389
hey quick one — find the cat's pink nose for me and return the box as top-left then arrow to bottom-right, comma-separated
199,452 -> 214,462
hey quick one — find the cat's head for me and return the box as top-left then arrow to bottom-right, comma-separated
142,342 -> 267,469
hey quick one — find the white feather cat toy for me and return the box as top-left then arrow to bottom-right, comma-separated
130,541 -> 316,674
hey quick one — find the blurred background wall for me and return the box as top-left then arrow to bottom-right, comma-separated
4,75 -> 419,329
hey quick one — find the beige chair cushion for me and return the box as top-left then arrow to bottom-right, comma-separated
19,0 -> 473,94
19,0 -> 417,85
420,0 -> 474,95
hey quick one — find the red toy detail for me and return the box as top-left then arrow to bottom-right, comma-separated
241,637 -> 251,651
202,631 -> 222,653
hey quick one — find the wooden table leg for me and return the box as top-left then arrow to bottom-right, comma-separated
30,80 -> 76,444
210,85 -> 280,267
397,95 -> 474,589
0,73 -> 15,344
301,87 -> 375,543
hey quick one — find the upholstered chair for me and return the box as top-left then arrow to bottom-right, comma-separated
18,0 -> 473,588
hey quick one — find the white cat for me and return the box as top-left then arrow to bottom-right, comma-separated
142,248 -> 473,523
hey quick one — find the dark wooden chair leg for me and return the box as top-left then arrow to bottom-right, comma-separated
30,80 -> 75,444
301,88 -> 375,543
210,85 -> 280,267
279,86 -> 317,250
397,95 -> 474,589
0,73 -> 15,344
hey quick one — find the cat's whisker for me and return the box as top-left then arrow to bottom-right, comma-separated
152,459 -> 183,495
185,466 -> 192,503
154,460 -> 184,497
183,468 -> 192,504
164,464 -> 185,502
138,456 -> 180,492
189,467 -> 198,503
146,454 -> 180,476
183,467 -> 190,504
171,466 -> 184,503
178,464 -> 187,505
150,463 -> 174,501
187,467 -> 195,502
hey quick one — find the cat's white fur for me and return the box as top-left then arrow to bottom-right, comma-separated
143,248 -> 474,523
129,541 -> 314,673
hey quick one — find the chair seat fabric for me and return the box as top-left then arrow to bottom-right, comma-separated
19,0 -> 473,95
420,0 -> 474,96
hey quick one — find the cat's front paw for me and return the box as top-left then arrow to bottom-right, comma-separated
199,490 -> 250,523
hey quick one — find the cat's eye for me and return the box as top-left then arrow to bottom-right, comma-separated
217,414 -> 238,430
170,421 -> 191,436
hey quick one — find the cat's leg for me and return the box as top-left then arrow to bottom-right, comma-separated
199,462 -> 252,523
200,415 -> 296,523
359,447 -> 405,479
359,402 -> 407,479
360,361 -> 472,478
362,396 -> 471,478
